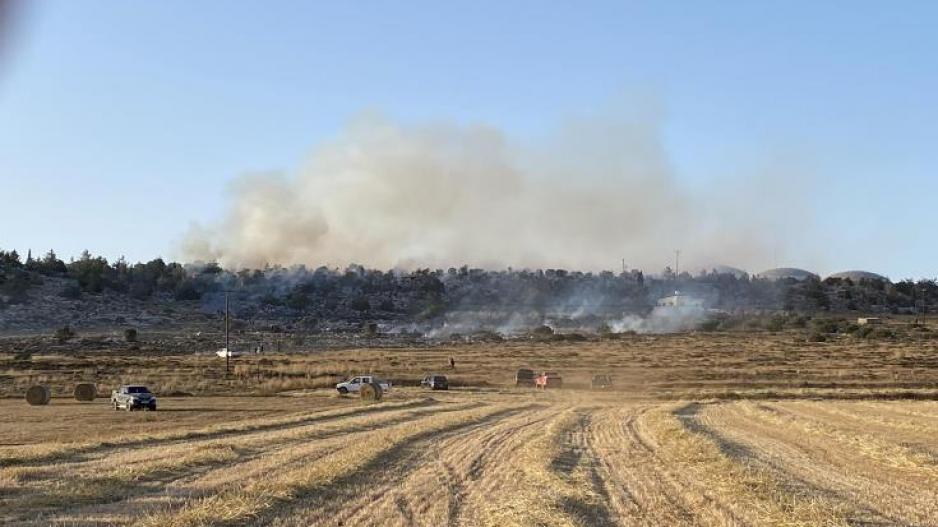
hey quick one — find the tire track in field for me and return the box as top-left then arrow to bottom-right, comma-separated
0,398 -> 439,469
759,401 -> 938,458
7,398 -> 454,493
581,407 -> 645,521
697,402 -> 915,525
549,408 -> 617,526
3,400 -> 451,491
12,401 -> 475,526
350,404 -> 555,527
443,405 -> 560,526
260,403 -> 550,527
853,400 -> 938,426
856,400 -> 938,420
70,403 -> 520,527
583,404 -> 747,526
746,402 -> 938,523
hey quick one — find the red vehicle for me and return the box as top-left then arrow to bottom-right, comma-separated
535,371 -> 562,389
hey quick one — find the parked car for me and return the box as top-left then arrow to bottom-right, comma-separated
535,371 -> 562,389
591,374 -> 613,389
215,348 -> 241,358
515,368 -> 536,387
420,374 -> 449,390
111,385 -> 157,411
336,375 -> 392,394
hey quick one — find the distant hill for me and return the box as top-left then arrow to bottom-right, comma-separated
1,249 -> 933,334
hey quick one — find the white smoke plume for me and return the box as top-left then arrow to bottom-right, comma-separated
181,109 -> 813,272
610,305 -> 707,334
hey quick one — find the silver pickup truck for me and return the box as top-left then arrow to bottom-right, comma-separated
335,375 -> 391,394
111,385 -> 157,411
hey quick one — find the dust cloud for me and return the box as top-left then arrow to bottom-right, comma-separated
181,110 -> 811,273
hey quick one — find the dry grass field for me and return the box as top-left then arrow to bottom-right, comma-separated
2,391 -> 938,526
3,327 -> 938,400
3,330 -> 938,526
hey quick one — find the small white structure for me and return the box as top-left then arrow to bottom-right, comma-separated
216,348 -> 241,358
857,317 -> 883,326
657,292 -> 704,308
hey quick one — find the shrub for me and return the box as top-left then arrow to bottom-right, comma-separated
0,270 -> 32,303
285,291 -> 310,311
416,301 -> 445,320
13,350 -> 32,361
350,296 -> 371,312
60,283 -> 81,299
260,294 -> 283,306
124,328 -> 138,342
765,315 -> 786,332
806,332 -> 827,343
811,318 -> 844,334
174,281 -> 201,301
128,281 -> 153,300
871,328 -> 896,340
55,325 -> 76,343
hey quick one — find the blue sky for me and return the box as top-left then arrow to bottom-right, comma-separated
1,1 -> 936,278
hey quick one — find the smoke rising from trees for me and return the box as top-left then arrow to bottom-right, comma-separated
181,110 -> 814,273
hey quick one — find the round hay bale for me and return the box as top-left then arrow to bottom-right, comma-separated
359,382 -> 376,401
359,382 -> 383,402
25,385 -> 51,406
74,383 -> 97,402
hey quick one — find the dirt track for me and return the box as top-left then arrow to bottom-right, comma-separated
2,392 -> 938,526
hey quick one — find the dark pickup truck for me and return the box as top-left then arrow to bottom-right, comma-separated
111,385 -> 157,411
420,374 -> 449,390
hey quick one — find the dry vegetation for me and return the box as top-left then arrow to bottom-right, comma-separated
3,326 -> 938,400
3,391 -> 938,525
2,329 -> 938,525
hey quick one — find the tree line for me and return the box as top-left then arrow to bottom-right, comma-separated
1,248 -> 936,316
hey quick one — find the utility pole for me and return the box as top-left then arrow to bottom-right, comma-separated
621,258 -> 626,274
225,291 -> 230,374
922,281 -> 928,326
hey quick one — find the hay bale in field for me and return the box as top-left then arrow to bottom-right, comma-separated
26,385 -> 51,406
359,382 -> 384,402
74,383 -> 97,401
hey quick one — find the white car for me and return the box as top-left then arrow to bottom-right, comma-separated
336,375 -> 391,394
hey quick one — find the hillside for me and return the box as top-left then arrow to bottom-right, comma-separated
1,250 -> 934,336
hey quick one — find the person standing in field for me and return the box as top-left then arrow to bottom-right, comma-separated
449,356 -> 455,370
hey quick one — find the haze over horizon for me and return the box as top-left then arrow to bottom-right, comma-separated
1,2 -> 937,279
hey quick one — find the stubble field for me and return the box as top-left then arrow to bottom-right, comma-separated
3,391 -> 938,526
3,329 -> 938,526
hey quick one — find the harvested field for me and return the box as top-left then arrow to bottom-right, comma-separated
3,329 -> 938,400
3,389 -> 938,526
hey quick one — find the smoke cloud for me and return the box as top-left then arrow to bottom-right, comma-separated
181,109 -> 811,273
